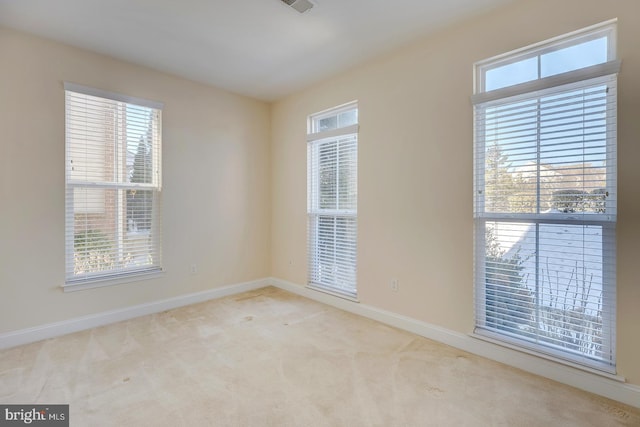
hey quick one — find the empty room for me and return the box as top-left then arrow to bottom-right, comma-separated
1,0 -> 639,425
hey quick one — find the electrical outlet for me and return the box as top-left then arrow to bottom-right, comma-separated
390,279 -> 399,292
190,264 -> 198,275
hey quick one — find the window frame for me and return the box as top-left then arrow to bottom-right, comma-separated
307,101 -> 359,300
472,21 -> 619,373
475,20 -> 617,94
64,83 -> 164,291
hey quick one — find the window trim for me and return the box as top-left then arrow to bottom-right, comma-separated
308,101 -> 359,134
472,23 -> 619,373
307,101 -> 359,300
474,19 -> 617,94
63,82 -> 164,110
63,83 -> 164,291
63,269 -> 164,293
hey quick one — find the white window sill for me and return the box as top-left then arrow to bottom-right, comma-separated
470,331 -> 624,382
63,268 -> 164,292
306,283 -> 359,303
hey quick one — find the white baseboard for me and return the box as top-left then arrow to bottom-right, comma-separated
0,278 -> 270,350
269,277 -> 640,409
3,276 -> 638,409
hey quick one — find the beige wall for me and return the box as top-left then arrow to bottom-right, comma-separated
271,0 -> 640,385
0,28 -> 271,332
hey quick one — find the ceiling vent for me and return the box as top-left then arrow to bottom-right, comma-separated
281,0 -> 314,14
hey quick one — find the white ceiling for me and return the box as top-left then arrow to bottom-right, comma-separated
0,0 -> 517,101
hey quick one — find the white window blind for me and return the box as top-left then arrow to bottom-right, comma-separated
473,21 -> 618,372
307,103 -> 358,299
64,83 -> 163,289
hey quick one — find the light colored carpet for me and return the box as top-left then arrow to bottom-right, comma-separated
0,286 -> 638,426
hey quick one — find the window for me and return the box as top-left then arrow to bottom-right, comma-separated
472,21 -> 619,372
64,83 -> 163,289
307,102 -> 358,299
